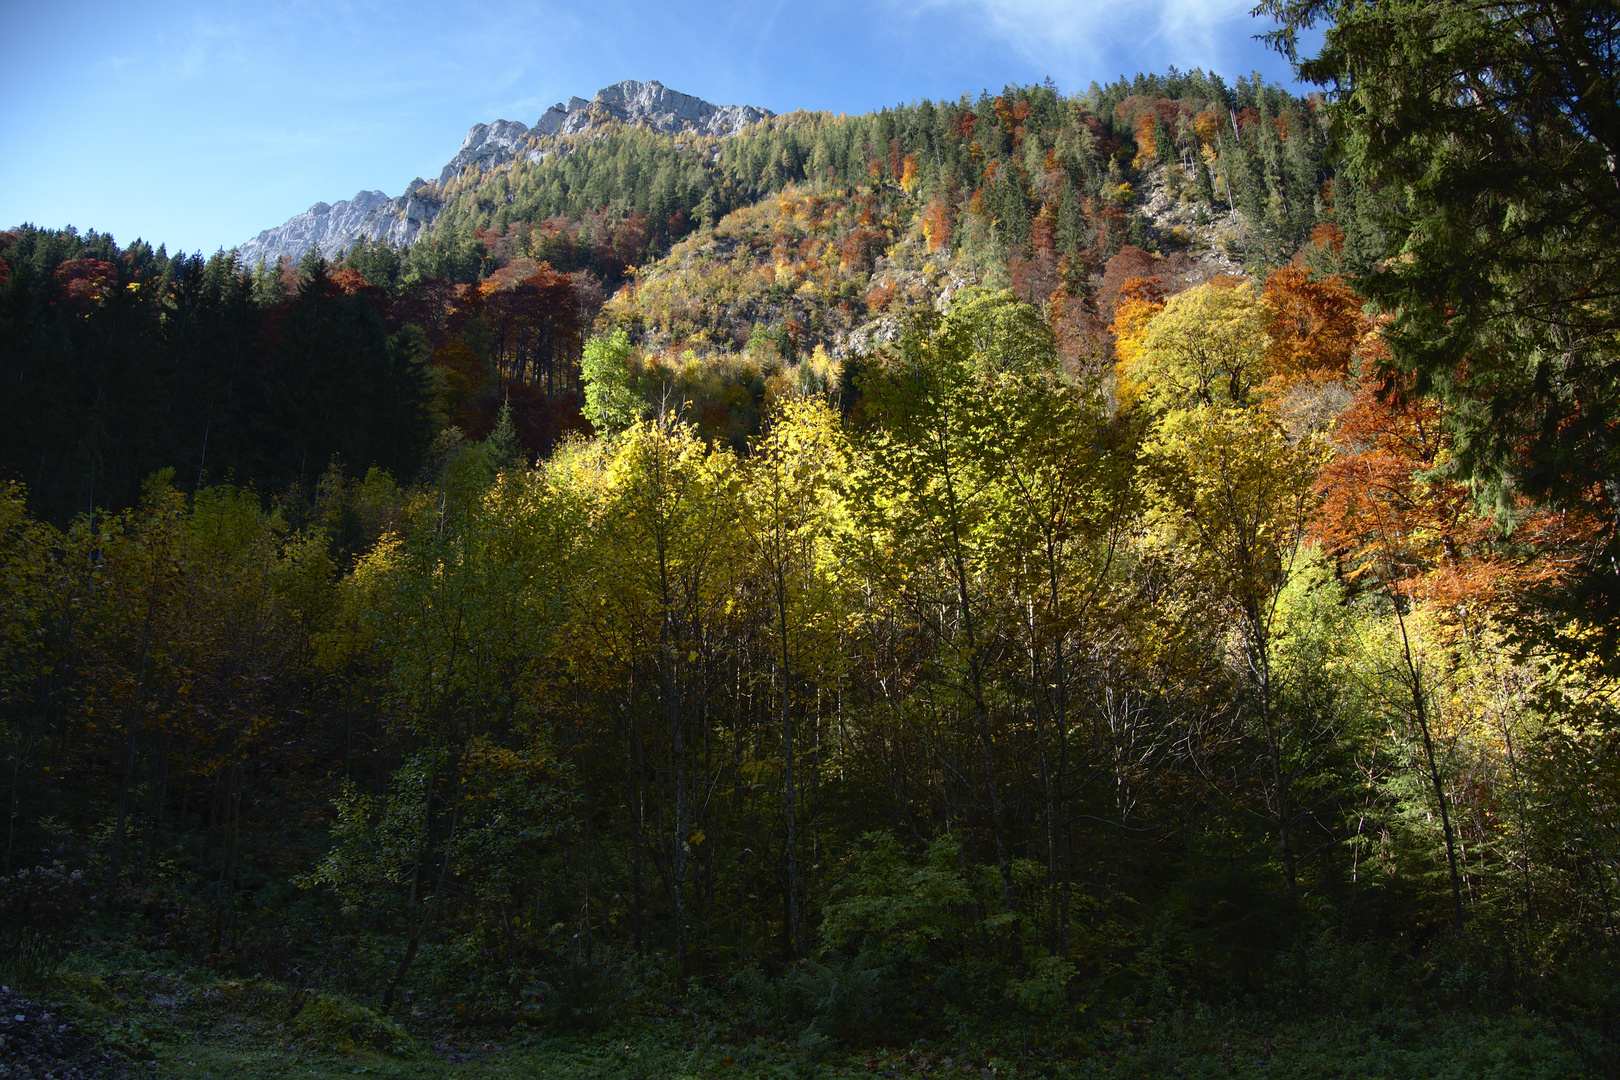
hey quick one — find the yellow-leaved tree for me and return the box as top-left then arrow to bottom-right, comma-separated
593,415 -> 744,978
739,395 -> 849,959
853,288 -> 1063,911
1139,405 -> 1326,903
1123,278 -> 1270,412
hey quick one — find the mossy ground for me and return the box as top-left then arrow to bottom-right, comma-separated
25,965 -> 1585,1080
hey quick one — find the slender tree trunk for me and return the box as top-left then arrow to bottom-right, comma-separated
1409,660 -> 1466,931
109,552 -> 163,905
700,699 -> 715,944
937,433 -> 1014,907
144,731 -> 170,880
1049,600 -> 1072,957
669,652 -> 686,981
1500,718 -> 1536,928
629,714 -> 647,954
578,732 -> 594,963
384,760 -> 459,1011
782,640 -> 802,960
1029,603 -> 1059,952
657,528 -> 687,981
1035,685 -> 1058,949
1263,670 -> 1299,902
643,427 -> 690,982
213,765 -> 243,951
1385,583 -> 1466,929
775,515 -> 805,960
106,726 -> 138,907
1247,623 -> 1299,904
203,770 -> 221,859
5,738 -> 22,876
1365,463 -> 1465,930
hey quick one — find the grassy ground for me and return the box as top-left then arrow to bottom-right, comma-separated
27,964 -> 1587,1080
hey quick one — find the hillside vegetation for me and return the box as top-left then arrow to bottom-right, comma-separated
3,22 -> 1620,1076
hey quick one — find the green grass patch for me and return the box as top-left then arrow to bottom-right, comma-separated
27,965 -> 1592,1080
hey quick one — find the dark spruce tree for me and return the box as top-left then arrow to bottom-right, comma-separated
0,229 -> 430,521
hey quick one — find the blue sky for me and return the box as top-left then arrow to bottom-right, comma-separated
1,0 -> 1301,256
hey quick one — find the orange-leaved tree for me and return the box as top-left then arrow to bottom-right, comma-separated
1261,262 -> 1364,398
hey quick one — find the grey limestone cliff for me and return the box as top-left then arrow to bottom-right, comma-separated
532,79 -> 771,139
235,180 -> 442,267
235,80 -> 771,265
436,119 -> 536,186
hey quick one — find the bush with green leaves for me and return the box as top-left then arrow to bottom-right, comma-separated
818,832 -> 1001,966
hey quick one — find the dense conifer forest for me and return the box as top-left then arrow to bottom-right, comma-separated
2,8 -> 1619,1074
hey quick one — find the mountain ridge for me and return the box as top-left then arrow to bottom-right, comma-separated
234,80 -> 772,266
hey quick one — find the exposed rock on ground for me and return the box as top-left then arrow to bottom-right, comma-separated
436,119 -> 536,186
1134,162 -> 1249,280
0,987 -> 128,1080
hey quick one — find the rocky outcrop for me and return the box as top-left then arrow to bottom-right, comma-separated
235,180 -> 442,266
436,119 -> 535,186
237,80 -> 771,264
1134,163 -> 1249,279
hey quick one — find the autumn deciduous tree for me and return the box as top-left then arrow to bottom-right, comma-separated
1122,278 -> 1269,412
981,349 -> 1134,952
857,289 -> 1061,907
920,194 -> 955,253
739,397 -> 848,958
478,259 -> 582,394
311,419 -> 593,1001
1139,405 -> 1326,902
1314,386 -> 1495,608
595,417 -> 743,978
1311,383 -> 1484,926
0,482 -> 68,876
1109,278 -> 1166,406
1260,263 -> 1364,393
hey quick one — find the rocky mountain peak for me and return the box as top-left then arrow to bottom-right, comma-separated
533,79 -> 772,140
236,80 -> 771,265
436,119 -> 535,186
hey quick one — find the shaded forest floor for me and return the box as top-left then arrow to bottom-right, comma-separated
12,959 -> 1589,1080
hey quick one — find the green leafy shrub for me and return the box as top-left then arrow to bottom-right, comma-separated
1005,955 -> 1077,1016
289,992 -> 415,1056
818,832 -> 981,965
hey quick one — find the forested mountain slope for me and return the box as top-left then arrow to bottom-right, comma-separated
235,79 -> 773,266
5,71 -> 1355,517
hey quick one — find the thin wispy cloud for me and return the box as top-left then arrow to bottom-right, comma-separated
921,0 -> 1276,85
